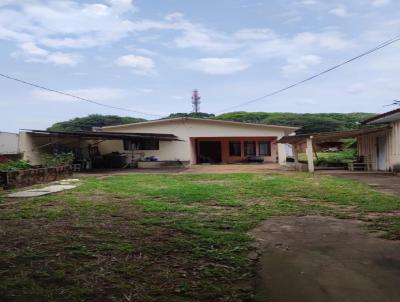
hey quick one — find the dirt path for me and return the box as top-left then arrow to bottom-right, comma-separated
250,216 -> 400,302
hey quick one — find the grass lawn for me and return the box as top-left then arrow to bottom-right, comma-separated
299,149 -> 356,164
1,172 -> 400,301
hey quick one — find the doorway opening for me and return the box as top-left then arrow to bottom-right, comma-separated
198,141 -> 222,163
376,136 -> 387,171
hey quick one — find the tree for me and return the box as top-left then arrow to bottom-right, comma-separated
216,112 -> 375,134
166,112 -> 216,119
47,114 -> 146,132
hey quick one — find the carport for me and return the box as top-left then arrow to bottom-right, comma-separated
278,126 -> 391,172
19,129 -> 180,169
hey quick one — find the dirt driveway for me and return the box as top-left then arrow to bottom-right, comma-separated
251,216 -> 400,302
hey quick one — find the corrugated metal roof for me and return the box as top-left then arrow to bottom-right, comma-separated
278,126 -> 390,144
363,108 -> 400,124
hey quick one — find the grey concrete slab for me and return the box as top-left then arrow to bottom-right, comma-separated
6,180 -> 79,198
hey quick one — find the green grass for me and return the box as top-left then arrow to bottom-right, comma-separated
0,172 -> 399,301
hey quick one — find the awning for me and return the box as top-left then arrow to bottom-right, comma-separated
278,126 -> 390,145
21,129 -> 182,141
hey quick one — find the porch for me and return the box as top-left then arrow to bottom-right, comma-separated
190,137 -> 278,164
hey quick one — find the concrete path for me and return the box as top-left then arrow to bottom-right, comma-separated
251,216 -> 400,302
6,179 -> 79,198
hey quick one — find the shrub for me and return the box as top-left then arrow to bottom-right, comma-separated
42,152 -> 74,168
393,163 -> 400,173
0,160 -> 33,172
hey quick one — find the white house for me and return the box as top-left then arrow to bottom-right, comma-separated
18,118 -> 297,168
96,117 -> 298,165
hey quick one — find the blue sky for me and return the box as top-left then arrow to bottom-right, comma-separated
0,0 -> 399,132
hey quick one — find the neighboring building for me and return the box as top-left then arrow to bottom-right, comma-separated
279,108 -> 400,172
359,108 -> 400,171
0,132 -> 19,155
96,117 -> 298,165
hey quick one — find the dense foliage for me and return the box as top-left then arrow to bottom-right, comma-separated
41,152 -> 74,168
48,112 -> 375,134
216,112 -> 375,134
0,160 -> 33,172
166,112 -> 216,119
47,114 -> 146,132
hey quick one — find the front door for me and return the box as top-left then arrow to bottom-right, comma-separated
198,141 -> 222,163
377,136 -> 387,171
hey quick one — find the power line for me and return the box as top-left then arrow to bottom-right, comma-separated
0,72 -> 163,118
216,33 -> 400,114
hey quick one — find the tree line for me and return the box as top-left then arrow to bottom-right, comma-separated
48,112 -> 375,134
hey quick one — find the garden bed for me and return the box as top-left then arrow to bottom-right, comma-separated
0,165 -> 73,189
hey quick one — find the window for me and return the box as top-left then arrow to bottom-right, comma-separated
229,141 -> 241,156
259,141 -> 271,156
140,139 -> 159,150
123,139 -> 133,151
244,141 -> 256,156
123,139 -> 159,151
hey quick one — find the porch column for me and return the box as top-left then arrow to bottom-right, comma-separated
277,142 -> 287,164
306,137 -> 315,173
292,144 -> 299,164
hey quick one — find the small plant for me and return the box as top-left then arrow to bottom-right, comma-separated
0,160 -> 33,172
42,152 -> 74,168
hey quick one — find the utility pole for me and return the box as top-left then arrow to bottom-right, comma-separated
192,89 -> 201,113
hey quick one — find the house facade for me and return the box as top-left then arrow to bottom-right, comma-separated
96,117 -> 297,165
358,108 -> 400,171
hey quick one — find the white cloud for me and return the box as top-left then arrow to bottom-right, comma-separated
233,28 -> 277,41
12,42 -> 81,66
246,31 -> 352,61
329,6 -> 348,17
371,0 -> 391,7
166,13 -> 239,52
298,0 -> 319,6
31,88 -> 126,102
0,1 -> 354,73
124,46 -> 158,56
281,54 -> 321,75
115,54 -> 156,75
187,58 -> 249,75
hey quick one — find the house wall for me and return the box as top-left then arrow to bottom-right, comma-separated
388,120 -> 400,169
97,119 -> 294,164
19,132 -> 44,164
0,132 -> 19,155
19,132 -> 91,165
358,127 -> 397,171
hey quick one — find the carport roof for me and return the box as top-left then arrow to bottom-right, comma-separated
278,126 -> 390,145
362,108 -> 400,124
21,129 -> 181,141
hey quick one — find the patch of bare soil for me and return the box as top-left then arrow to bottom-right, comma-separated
250,216 -> 400,302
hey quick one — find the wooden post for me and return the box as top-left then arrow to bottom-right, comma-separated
292,144 -> 299,163
306,137 -> 315,173
292,144 -> 299,171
